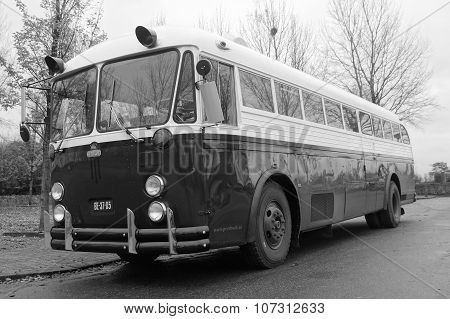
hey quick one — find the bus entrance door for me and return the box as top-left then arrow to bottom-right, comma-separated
363,142 -> 379,214
364,157 -> 379,213
343,156 -> 366,219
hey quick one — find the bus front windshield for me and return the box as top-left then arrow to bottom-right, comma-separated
98,50 -> 179,132
51,67 -> 97,141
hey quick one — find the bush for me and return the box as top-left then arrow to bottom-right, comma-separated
0,140 -> 42,195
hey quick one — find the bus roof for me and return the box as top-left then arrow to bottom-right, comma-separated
62,26 -> 400,123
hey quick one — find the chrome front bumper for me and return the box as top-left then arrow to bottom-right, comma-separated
44,208 -> 210,255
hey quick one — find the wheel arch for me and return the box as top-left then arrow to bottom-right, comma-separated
245,169 -> 301,248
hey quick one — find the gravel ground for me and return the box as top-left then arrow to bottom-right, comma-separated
0,206 -> 42,251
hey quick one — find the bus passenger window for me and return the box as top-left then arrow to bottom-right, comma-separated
342,106 -> 359,132
400,125 -> 410,144
372,116 -> 384,138
359,112 -> 373,135
392,123 -> 402,142
218,63 -> 237,125
302,91 -> 325,124
174,51 -> 196,123
205,59 -> 218,82
324,99 -> 343,129
275,82 -> 302,119
201,57 -> 237,126
239,69 -> 274,112
383,120 -> 393,140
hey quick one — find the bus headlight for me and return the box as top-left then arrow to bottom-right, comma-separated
53,204 -> 66,223
145,175 -> 165,197
51,182 -> 64,201
148,201 -> 167,223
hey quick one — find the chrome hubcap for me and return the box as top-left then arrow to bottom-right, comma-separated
263,201 -> 286,249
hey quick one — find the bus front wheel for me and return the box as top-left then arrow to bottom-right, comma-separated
242,182 -> 292,269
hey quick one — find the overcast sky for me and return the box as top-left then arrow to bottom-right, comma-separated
0,0 -> 449,176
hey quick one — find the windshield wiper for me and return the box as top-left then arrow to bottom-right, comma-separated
55,85 -> 89,152
108,80 -> 142,143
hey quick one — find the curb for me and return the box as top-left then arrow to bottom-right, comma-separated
0,259 -> 120,283
2,232 -> 44,238
416,195 -> 443,200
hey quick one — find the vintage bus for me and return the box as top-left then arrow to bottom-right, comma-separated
20,26 -> 415,268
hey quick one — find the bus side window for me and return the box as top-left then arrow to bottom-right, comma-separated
372,116 -> 384,138
239,69 -> 274,113
204,58 -> 218,82
383,120 -> 393,140
201,57 -> 237,126
392,123 -> 402,143
359,111 -> 373,136
174,51 -> 196,123
400,125 -> 410,144
302,90 -> 325,124
274,81 -> 302,119
324,99 -> 344,129
342,105 -> 359,132
218,63 -> 237,125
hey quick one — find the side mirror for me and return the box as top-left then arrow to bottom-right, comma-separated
199,81 -> 224,124
20,124 -> 31,142
196,59 -> 212,78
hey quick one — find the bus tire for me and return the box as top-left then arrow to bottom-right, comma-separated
365,212 -> 382,229
117,253 -> 159,264
242,182 -> 292,269
379,181 -> 401,228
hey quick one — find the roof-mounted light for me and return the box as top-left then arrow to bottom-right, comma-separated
135,26 -> 157,48
44,56 -> 65,75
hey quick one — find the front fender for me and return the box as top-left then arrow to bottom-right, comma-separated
383,172 -> 399,210
245,169 -> 299,243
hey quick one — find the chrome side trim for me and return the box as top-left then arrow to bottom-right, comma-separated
64,211 -> 73,251
44,210 -> 52,249
127,208 -> 137,254
167,208 -> 177,254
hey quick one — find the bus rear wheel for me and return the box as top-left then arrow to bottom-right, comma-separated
242,182 -> 292,269
379,181 -> 401,228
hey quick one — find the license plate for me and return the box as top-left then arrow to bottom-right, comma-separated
90,200 -> 114,214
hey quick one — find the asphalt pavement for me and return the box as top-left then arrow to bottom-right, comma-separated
1,197 -> 449,299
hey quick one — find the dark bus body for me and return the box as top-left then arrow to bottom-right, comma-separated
29,27 -> 415,268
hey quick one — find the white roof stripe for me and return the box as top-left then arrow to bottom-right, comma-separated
61,26 -> 400,123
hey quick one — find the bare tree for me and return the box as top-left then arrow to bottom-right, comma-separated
324,0 -> 436,125
0,7 -> 10,58
0,7 -> 14,108
197,6 -> 231,36
0,0 -> 107,230
239,0 -> 314,73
